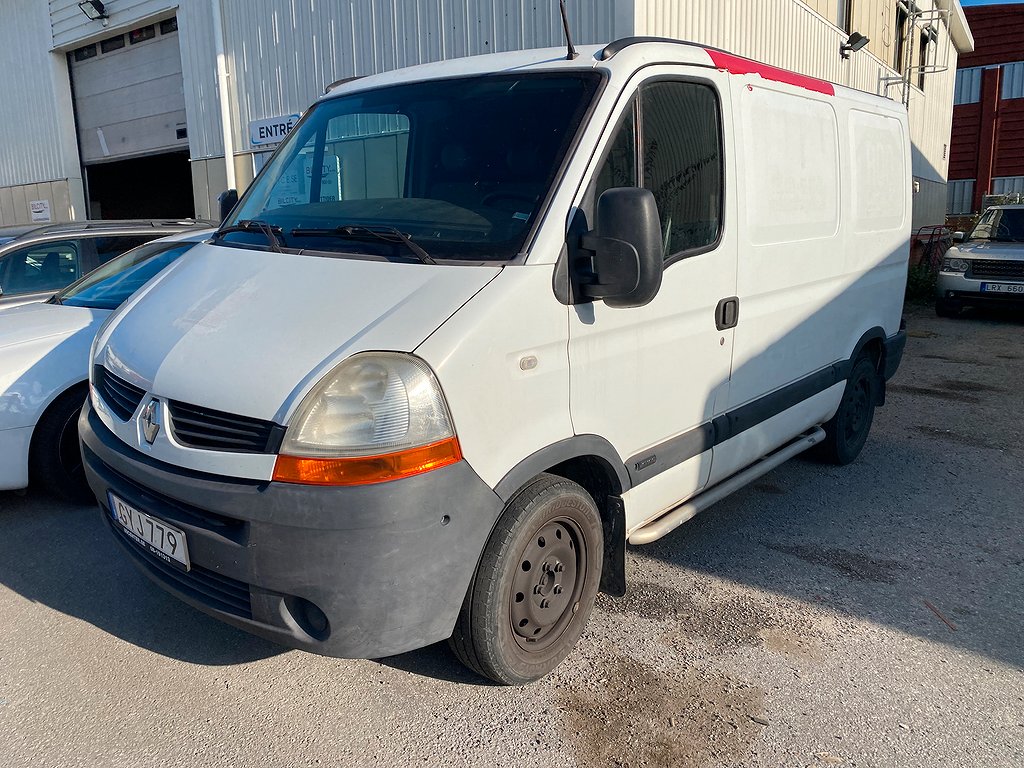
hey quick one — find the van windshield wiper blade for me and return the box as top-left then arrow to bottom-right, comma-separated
290,224 -> 436,265
216,219 -> 285,253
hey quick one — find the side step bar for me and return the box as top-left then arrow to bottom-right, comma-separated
627,427 -> 826,545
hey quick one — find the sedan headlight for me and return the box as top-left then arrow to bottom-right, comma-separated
942,257 -> 970,273
274,353 -> 461,486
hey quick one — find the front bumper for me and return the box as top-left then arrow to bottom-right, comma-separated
936,271 -> 1024,305
0,424 -> 33,491
79,401 -> 503,658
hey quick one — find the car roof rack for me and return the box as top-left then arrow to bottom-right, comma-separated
18,219 -> 214,238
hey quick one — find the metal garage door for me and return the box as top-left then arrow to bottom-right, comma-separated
70,18 -> 187,164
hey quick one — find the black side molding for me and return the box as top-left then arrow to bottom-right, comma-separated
494,434 -> 631,502
625,329 -> 891,485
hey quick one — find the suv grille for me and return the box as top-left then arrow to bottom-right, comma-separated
168,400 -> 283,454
94,366 -> 146,421
970,259 -> 1024,281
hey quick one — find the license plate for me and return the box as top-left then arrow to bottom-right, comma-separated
980,282 -> 1024,294
108,492 -> 190,571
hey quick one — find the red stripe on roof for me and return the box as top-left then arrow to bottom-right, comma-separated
705,50 -> 835,96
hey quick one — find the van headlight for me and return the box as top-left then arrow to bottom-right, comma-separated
273,353 -> 461,486
942,257 -> 970,273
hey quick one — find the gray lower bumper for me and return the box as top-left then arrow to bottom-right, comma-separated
80,401 -> 503,659
936,271 -> 1024,304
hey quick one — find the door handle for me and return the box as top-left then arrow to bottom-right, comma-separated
715,297 -> 739,330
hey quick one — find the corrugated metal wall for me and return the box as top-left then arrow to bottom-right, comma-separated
49,0 -> 174,49
633,0 -> 962,224
181,0 -> 630,159
0,0 -> 68,187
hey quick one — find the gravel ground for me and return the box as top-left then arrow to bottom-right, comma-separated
0,303 -> 1021,767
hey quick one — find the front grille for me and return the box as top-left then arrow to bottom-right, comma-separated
970,259 -> 1024,281
110,517 -> 253,619
94,445 -> 248,542
94,365 -> 146,421
168,400 -> 283,454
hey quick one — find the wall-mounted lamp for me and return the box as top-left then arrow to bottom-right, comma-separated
78,1 -> 109,23
840,32 -> 870,59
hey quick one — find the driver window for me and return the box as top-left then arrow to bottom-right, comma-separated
589,82 -> 723,261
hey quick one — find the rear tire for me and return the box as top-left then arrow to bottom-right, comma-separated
935,298 -> 961,318
29,384 -> 92,503
448,473 -> 603,685
815,355 -> 878,466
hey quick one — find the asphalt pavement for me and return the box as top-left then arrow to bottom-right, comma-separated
0,303 -> 1021,767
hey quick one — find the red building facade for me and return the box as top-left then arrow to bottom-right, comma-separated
948,3 -> 1024,214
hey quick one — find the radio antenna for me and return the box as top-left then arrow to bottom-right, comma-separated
559,0 -> 578,60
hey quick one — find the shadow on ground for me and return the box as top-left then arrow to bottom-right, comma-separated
633,304 -> 1023,670
0,490 -> 280,665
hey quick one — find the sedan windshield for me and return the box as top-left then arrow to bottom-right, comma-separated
222,72 -> 602,261
968,208 -> 1024,242
57,240 -> 200,310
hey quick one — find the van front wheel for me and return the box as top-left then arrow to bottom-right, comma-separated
449,473 -> 603,685
816,355 -> 878,466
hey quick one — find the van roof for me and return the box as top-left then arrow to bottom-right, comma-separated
323,38 -> 898,109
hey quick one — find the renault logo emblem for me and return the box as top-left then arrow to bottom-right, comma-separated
141,399 -> 161,445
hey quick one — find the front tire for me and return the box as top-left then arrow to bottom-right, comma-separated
29,384 -> 92,503
449,473 -> 603,685
815,355 -> 878,466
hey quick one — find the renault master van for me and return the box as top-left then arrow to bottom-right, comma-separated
81,39 -> 909,684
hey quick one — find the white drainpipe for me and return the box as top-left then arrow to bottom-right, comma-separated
211,0 -> 236,192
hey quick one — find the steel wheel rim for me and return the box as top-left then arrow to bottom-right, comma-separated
509,516 -> 588,653
843,374 -> 871,444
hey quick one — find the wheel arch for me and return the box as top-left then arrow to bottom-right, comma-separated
494,435 -> 630,597
28,380 -> 89,457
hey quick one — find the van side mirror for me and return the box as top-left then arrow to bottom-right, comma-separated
578,188 -> 664,308
951,231 -> 965,243
218,189 -> 238,223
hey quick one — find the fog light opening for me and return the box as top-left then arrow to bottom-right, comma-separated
286,596 -> 331,640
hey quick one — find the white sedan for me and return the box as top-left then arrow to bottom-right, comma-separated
0,229 -> 212,500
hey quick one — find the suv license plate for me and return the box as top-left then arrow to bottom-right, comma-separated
109,492 -> 190,571
980,283 -> 1024,294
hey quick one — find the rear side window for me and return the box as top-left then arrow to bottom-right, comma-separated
0,239 -> 82,295
93,235 -> 153,265
591,81 -> 724,261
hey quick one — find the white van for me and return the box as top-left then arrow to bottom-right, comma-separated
80,39 -> 909,684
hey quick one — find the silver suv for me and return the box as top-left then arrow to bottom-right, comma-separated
0,219 -> 213,309
936,205 -> 1024,317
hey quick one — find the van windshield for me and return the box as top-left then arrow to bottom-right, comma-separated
221,72 -> 602,261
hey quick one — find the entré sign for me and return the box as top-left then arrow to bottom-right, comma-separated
249,113 -> 301,146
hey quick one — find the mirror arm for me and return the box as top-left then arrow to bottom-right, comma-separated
577,233 -> 642,299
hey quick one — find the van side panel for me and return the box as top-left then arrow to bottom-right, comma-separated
707,78 -> 910,485
415,265 -> 574,491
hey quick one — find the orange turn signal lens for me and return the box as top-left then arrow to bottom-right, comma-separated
272,437 -> 463,486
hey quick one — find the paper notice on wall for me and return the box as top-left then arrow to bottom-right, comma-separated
29,200 -> 52,222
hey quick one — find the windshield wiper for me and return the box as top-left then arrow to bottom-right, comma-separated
290,224 -> 436,265
216,219 -> 285,253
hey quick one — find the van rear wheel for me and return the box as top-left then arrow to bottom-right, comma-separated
448,473 -> 603,685
815,355 -> 878,466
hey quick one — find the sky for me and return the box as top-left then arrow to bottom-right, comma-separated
960,0 -> 1022,5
